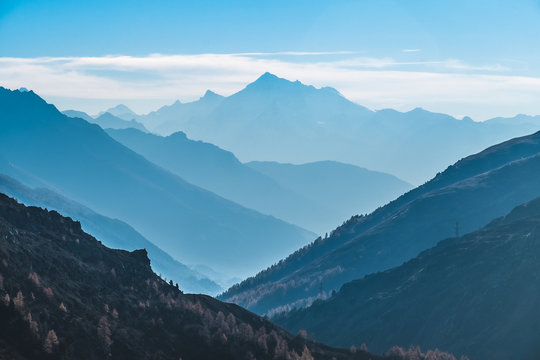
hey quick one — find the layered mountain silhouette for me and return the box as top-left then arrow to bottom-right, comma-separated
0,193 -> 395,360
247,161 -> 411,232
220,131 -> 540,314
138,73 -> 540,184
275,196 -> 540,360
63,110 -> 148,132
62,110 -> 93,122
99,104 -> 140,121
0,174 -> 220,294
106,128 -> 410,234
0,87 -> 314,278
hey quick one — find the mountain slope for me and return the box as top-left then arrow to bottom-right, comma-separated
139,73 -> 540,184
143,89 -> 225,135
247,161 -> 412,231
0,87 -> 314,278
64,110 -> 148,132
106,129 -> 410,233
0,173 -> 220,294
0,193 -> 389,360
62,110 -> 93,122
220,131 -> 540,314
99,104 -> 140,121
92,112 -> 148,132
105,128 -> 317,231
275,196 -> 540,360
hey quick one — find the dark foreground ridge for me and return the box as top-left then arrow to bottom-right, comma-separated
0,193 -> 397,360
276,196 -> 540,360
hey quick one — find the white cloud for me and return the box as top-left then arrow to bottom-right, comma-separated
0,53 -> 538,120
402,49 -> 421,53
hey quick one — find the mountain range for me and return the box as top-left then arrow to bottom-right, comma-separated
106,128 -> 411,234
219,130 -> 540,315
0,193 -> 401,360
0,173 -> 221,295
275,196 -> 540,360
63,110 -> 148,132
0,87 -> 314,278
99,104 -> 141,121
134,72 -> 540,184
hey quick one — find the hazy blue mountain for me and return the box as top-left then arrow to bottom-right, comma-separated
93,112 -> 149,132
105,128 -> 320,231
62,109 -> 93,122
219,131 -> 540,315
0,87 -> 314,278
100,103 -> 140,121
0,173 -> 221,294
139,73 -> 540,184
247,161 -> 412,231
106,128 -> 410,233
63,109 -> 149,132
276,196 -> 540,360
189,264 -> 243,290
143,90 -> 225,135
484,113 -> 540,127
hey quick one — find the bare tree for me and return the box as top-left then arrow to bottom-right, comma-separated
43,329 -> 59,353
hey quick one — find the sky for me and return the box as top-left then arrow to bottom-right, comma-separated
1,0 -> 540,119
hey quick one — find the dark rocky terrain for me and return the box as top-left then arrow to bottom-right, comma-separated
275,196 -> 540,360
220,131 -> 540,315
0,193 -> 395,360
0,174 -> 220,294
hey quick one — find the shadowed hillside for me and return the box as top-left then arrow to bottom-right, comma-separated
276,196 -> 540,360
107,128 -> 411,234
0,193 -> 407,360
0,174 -> 221,294
220,131 -> 540,314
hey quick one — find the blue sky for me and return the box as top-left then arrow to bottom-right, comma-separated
1,0 -> 540,118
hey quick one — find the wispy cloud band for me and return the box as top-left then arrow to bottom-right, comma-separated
0,53 -> 538,120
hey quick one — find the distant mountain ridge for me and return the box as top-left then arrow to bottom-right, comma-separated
137,73 -> 540,184
99,104 -> 140,121
63,109 -> 148,132
219,130 -> 540,315
275,196 -> 540,360
0,87 -> 314,278
246,160 -> 412,232
107,128 -> 411,234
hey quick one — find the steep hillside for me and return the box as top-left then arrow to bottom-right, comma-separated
63,110 -> 148,132
107,129 -> 410,233
0,87 -> 314,278
0,193 -> 391,360
220,131 -> 540,314
139,73 -> 540,184
99,104 -> 140,121
0,174 -> 220,295
247,161 -> 411,232
92,112 -> 148,132
276,197 -> 540,360
62,110 -> 93,122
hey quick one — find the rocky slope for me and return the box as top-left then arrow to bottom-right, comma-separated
220,131 -> 540,315
0,193 -> 391,360
0,174 -> 220,294
276,196 -> 540,360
